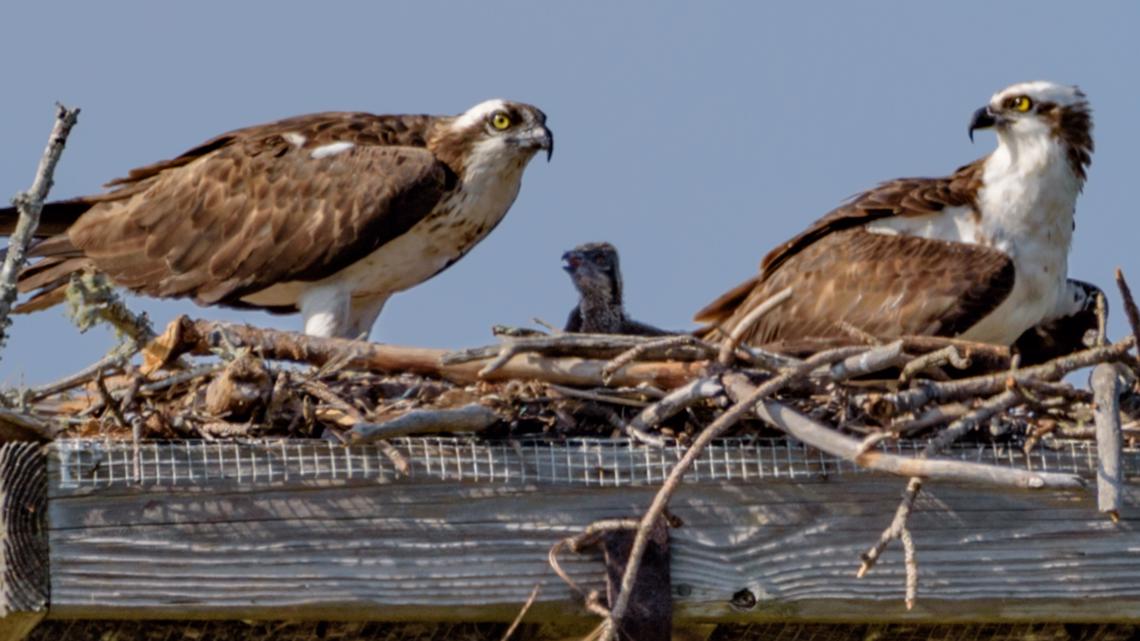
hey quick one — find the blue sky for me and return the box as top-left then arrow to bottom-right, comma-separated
2,1 -> 1138,384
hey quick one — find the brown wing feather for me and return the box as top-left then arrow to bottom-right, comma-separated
757,160 -> 984,276
13,112 -> 455,312
65,140 -> 451,308
702,229 -> 1014,345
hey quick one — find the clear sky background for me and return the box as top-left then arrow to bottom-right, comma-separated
1,1 -> 1138,385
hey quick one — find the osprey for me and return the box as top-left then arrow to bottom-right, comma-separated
1,99 -> 553,339
695,81 -> 1094,349
561,241 -> 668,336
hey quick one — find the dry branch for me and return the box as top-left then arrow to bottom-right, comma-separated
0,103 -> 80,351
868,337 -> 1135,412
1091,363 -> 1125,519
723,374 -> 1081,489
147,316 -> 707,390
717,286 -> 792,365
625,377 -> 723,445
1116,268 -> 1140,361
350,404 -> 497,442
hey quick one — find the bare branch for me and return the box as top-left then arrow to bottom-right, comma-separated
717,286 -> 792,365
1115,268 -> 1140,360
349,404 -> 497,442
1091,363 -> 1125,520
0,103 -> 81,351
869,337 -> 1135,412
625,377 -> 723,445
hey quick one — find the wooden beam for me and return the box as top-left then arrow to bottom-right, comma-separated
0,442 -> 47,640
43,438 -> 1140,623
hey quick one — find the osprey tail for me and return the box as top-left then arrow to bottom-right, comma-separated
0,198 -> 94,313
0,198 -> 92,237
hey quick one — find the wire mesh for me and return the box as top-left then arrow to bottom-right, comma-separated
50,437 -> 1133,493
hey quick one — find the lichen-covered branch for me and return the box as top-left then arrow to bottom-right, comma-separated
0,103 -> 80,353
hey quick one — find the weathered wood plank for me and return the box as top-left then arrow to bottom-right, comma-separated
44,439 -> 1140,623
1,442 -> 47,617
0,442 -> 47,641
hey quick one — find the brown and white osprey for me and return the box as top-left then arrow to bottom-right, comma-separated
1,99 -> 553,338
695,81 -> 1094,349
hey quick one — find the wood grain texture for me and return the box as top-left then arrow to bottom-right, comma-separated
0,443 -> 47,617
43,439 -> 1140,623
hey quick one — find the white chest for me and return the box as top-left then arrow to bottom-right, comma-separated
333,163 -> 526,295
240,161 -> 527,308
866,140 -> 1080,344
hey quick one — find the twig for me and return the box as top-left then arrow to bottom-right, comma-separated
500,584 -> 541,641
1115,268 -> 1140,360
724,376 -> 1079,488
855,431 -> 895,455
0,103 -> 81,352
548,519 -> 640,598
350,404 -> 498,442
445,333 -> 708,365
492,325 -> 547,338
66,272 -> 155,348
855,386 -> 1027,592
899,346 -> 970,383
297,377 -> 409,472
625,377 -> 723,445
735,344 -> 803,371
717,286 -> 793,365
140,364 -> 222,395
299,378 -> 366,421
546,384 -> 651,408
532,317 -> 560,333
869,337 -> 1135,412
900,526 -> 917,610
1091,363 -> 1124,520
1096,289 -> 1108,347
889,403 -> 968,436
479,341 -> 520,377
926,388 -> 1023,453
837,321 -> 883,345
94,370 -> 127,429
857,477 -> 921,578
0,407 -> 56,440
27,353 -> 127,401
603,335 -> 718,383
818,340 -> 910,381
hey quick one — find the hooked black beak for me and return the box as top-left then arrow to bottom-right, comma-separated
514,124 -> 554,161
540,125 -> 554,162
561,250 -> 580,272
968,106 -> 997,142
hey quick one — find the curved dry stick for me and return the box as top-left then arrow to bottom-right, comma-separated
602,335 -> 717,383
716,287 -> 793,365
625,377 -> 723,445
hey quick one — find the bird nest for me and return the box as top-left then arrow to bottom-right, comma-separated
7,271 -> 1139,453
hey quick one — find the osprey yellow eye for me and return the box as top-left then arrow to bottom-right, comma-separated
491,112 -> 512,130
1013,96 -> 1033,112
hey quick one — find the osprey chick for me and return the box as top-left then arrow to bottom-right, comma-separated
696,81 -> 1093,349
562,242 -> 668,336
3,99 -> 553,339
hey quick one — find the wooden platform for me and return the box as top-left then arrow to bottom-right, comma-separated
25,437 -> 1139,624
